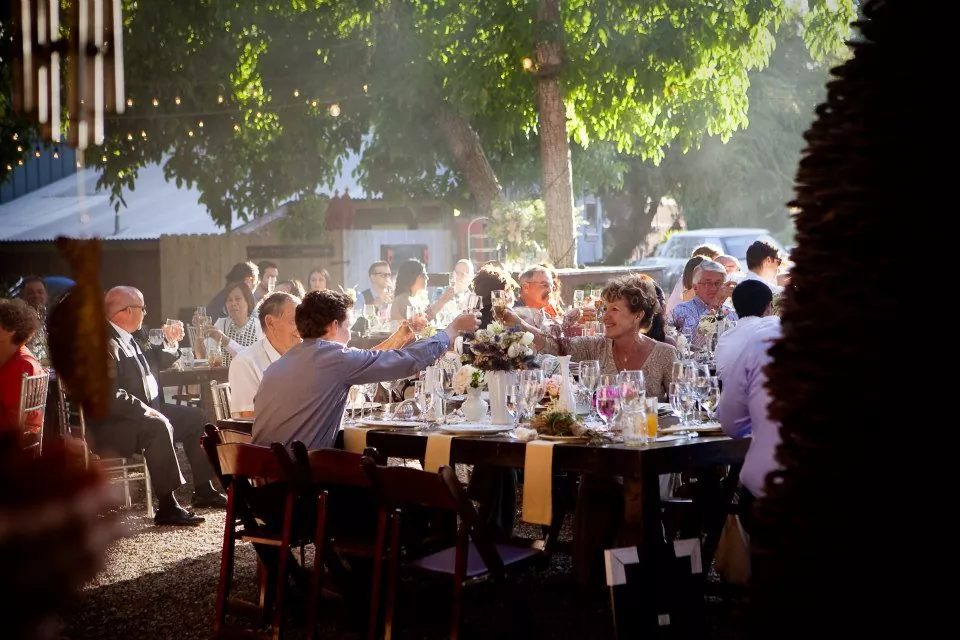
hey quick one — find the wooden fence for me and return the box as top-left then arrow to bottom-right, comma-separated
158,227 -> 345,322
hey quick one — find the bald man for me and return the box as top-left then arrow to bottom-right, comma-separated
87,286 -> 225,526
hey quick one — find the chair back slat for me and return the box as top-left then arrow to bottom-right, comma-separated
361,457 -> 458,511
19,371 -> 49,453
219,428 -> 252,444
292,441 -> 371,488
210,380 -> 232,421
216,441 -> 284,481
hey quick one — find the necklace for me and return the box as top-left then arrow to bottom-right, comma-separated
613,338 -> 641,365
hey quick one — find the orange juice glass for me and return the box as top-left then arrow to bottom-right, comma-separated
645,397 -> 659,439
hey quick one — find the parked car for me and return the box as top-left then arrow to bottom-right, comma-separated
632,228 -> 785,292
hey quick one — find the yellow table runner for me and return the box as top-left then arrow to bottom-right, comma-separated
342,427 -> 371,454
522,440 -> 556,526
424,434 -> 455,473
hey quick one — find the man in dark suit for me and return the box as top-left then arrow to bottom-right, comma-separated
89,286 -> 226,526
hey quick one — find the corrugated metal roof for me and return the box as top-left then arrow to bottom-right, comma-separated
0,162 -> 235,241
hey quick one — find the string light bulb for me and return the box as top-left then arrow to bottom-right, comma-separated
126,98 -> 134,107
12,133 -> 18,141
53,147 -> 60,159
127,133 -> 133,140
152,98 -> 159,106
175,96 -> 182,105
188,130 -> 194,137
522,57 -> 534,70
217,95 -> 224,104
5,164 -> 11,171
233,124 -> 240,132
17,159 -> 23,166
293,89 -> 300,97
198,120 -> 204,128
141,130 -> 147,138
34,146 -> 41,158
310,100 -> 317,108
102,155 -> 108,162
329,103 -> 341,117
16,145 -> 23,152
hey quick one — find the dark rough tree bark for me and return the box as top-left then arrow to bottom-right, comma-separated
752,1 -> 923,636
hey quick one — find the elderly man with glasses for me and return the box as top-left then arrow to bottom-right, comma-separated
670,260 -> 739,349
88,286 -> 226,526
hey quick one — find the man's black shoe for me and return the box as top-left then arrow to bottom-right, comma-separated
154,506 -> 205,526
191,490 -> 228,509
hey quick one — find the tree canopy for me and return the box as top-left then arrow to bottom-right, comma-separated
1,0 -> 854,258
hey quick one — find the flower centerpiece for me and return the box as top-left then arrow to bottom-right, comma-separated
460,322 -> 539,423
515,407 -> 611,444
695,309 -> 733,352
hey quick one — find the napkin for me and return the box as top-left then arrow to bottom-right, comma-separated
521,440 -> 556,526
342,427 -> 370,454
423,434 -> 454,473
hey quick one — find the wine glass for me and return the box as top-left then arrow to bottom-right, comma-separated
617,370 -> 646,412
462,293 -> 482,314
700,385 -> 721,424
579,360 -> 601,419
148,329 -> 165,347
518,370 -> 544,422
595,384 -> 621,431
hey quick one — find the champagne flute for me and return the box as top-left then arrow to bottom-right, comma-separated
573,289 -> 585,308
490,290 -> 508,322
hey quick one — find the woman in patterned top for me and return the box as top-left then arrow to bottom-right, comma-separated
207,281 -> 263,366
504,273 -> 678,400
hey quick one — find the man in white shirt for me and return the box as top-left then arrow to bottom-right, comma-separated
229,292 -> 302,417
743,240 -> 785,295
715,280 -> 779,378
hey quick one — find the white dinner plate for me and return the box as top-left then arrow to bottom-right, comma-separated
659,423 -> 723,435
358,419 -> 421,429
346,402 -> 382,412
440,424 -> 515,436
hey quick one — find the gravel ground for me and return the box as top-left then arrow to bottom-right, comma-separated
64,458 -> 747,640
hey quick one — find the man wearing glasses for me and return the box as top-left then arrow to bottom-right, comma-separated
354,260 -> 394,315
670,260 -> 739,349
513,265 -> 554,329
89,286 -> 225,527
743,240 -> 785,295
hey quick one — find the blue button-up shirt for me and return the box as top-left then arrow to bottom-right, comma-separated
253,332 -> 450,450
670,297 -> 738,349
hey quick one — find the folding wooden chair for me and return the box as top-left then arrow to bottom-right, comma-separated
362,458 -> 545,640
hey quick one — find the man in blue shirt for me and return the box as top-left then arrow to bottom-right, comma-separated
254,290 -> 478,449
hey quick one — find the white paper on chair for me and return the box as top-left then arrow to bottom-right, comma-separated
674,538 -> 702,574
604,546 -> 640,586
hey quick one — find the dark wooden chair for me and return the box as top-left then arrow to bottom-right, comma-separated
271,442 -> 385,640
204,435 -> 310,640
362,458 -> 545,640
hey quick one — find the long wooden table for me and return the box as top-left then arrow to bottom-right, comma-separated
218,415 -> 746,636
158,365 -> 228,420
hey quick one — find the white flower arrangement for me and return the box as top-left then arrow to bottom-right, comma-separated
461,324 -> 539,372
453,364 -> 484,394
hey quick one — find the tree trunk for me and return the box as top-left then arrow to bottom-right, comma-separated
604,190 -> 664,265
437,106 -> 503,216
536,0 -> 577,268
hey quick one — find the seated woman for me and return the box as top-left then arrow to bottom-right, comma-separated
390,259 -> 454,323
307,267 -> 330,293
0,299 -> 44,432
207,281 -> 264,366
505,273 -> 677,400
275,278 -> 306,298
470,263 -> 518,329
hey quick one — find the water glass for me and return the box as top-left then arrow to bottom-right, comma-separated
179,347 -> 194,368
621,408 -> 647,447
148,328 -> 165,347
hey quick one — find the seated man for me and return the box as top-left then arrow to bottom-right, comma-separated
230,291 -> 425,417
715,280 -> 779,379
670,259 -> 739,349
254,290 -> 478,449
716,291 -> 783,529
513,265 -> 555,330
89,287 -> 226,526
229,292 -> 303,417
